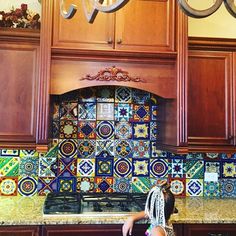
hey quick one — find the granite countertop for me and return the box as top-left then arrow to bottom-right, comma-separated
0,196 -> 235,226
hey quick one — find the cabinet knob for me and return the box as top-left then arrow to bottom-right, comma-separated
117,39 -> 122,44
107,38 -> 113,44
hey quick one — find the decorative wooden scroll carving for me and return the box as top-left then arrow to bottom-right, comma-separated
80,66 -> 146,82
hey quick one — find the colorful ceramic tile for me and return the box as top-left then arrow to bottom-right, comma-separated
95,158 -> 113,176
169,178 -> 186,197
19,157 -> 39,176
60,102 -> 78,120
204,181 -> 220,198
186,153 -> 205,160
96,121 -> 115,139
132,159 -> 149,177
114,158 -> 132,178
133,105 -> 150,122
231,153 -> 236,159
78,121 -> 96,139
115,87 -> 132,103
115,121 -> 132,139
205,153 -> 220,160
170,159 -> 185,178
0,149 -> 19,157
77,177 -> 95,192
150,94 -> 158,105
38,177 -> 57,196
150,158 -> 169,178
132,122 -> 150,140
0,177 -> 18,196
114,140 -> 133,158
78,140 -> 95,158
151,105 -> 158,121
131,177 -> 151,193
219,153 -> 232,159
114,103 -> 132,121
94,177 -> 114,193
95,140 -> 114,158
114,177 -> 131,193
20,150 -> 38,157
57,158 -> 77,177
52,101 -> 60,121
59,120 -> 78,139
222,160 -> 236,178
38,157 -> 57,177
78,103 -> 96,120
133,140 -> 150,158
52,121 -> 60,138
97,103 -> 114,120
150,122 -> 158,141
77,159 -> 95,177
0,157 -> 19,176
58,139 -> 78,158
79,87 -> 96,102
185,160 -> 204,179
57,176 -> 77,192
150,142 -> 164,158
205,161 -> 221,177
45,140 -> 59,157
18,176 -> 38,196
186,179 -> 203,197
220,179 -> 236,198
132,90 -> 150,104
96,87 -> 114,102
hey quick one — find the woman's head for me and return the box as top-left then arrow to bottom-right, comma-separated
145,181 -> 175,226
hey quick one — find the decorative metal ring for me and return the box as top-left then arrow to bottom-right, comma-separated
93,0 -> 130,13
224,0 -> 236,17
177,0 -> 223,18
60,0 -> 77,19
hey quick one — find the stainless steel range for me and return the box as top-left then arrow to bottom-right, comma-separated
43,192 -> 147,215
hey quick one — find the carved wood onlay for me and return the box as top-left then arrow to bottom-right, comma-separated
81,66 -> 146,83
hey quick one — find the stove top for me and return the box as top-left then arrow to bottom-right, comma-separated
43,192 -> 147,215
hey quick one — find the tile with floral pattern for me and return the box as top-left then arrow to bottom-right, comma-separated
222,160 -> 236,178
150,158 -> 169,178
77,159 -> 95,177
114,140 -> 133,158
95,158 -> 113,176
205,153 -> 220,160
18,176 -> 38,196
114,103 -> 132,121
78,121 -> 96,139
131,177 -> 151,193
132,105 -> 150,122
151,105 -> 158,121
220,179 -> 236,198
115,87 -> 132,103
59,120 -> 78,139
169,178 -> 186,197
57,158 -> 77,177
114,177 -> 131,193
96,121 -> 115,140
170,158 -> 185,178
186,179 -> 203,197
132,159 -> 149,177
0,177 -> 18,196
60,102 -> 78,120
204,181 -> 220,198
78,103 -> 96,120
132,122 -> 150,140
97,103 -> 114,120
77,177 -> 95,192
95,140 -> 114,158
94,177 -> 114,193
38,157 -> 57,177
114,158 -> 132,178
78,140 -> 95,158
58,139 -> 78,158
115,121 -> 132,139
38,177 -> 57,196
150,121 -> 158,141
133,140 -> 150,158
205,161 -> 221,177
19,156 -> 39,176
57,176 -> 77,192
0,157 -> 19,176
186,153 -> 205,160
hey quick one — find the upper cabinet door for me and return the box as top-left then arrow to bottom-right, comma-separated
188,50 -> 235,150
52,0 -> 175,53
115,0 -> 175,52
52,0 -> 115,50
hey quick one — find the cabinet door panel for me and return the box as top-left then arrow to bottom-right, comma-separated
0,44 -> 38,143
115,0 -> 175,52
0,226 -> 39,236
53,0 -> 114,50
188,51 -> 233,147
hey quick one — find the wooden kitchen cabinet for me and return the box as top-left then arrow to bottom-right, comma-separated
188,49 -> 235,152
52,0 -> 175,52
0,29 -> 40,149
184,224 -> 236,236
0,226 -> 40,236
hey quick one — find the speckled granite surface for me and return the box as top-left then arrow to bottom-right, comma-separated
0,196 -> 235,225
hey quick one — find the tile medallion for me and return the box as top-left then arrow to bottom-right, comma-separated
38,177 -> 57,196
170,158 -> 185,178
169,178 -> 186,197
95,177 -> 114,193
96,121 -> 115,140
59,120 -> 78,139
114,140 -> 133,158
57,176 -> 77,192
97,103 -> 114,120
78,140 -> 96,158
77,177 -> 95,192
132,159 -> 149,177
204,181 -> 220,198
95,158 -> 114,176
38,157 -> 57,177
0,177 -> 18,196
186,179 -> 203,197
115,121 -> 132,139
220,179 -> 236,198
132,122 -> 150,140
19,157 -> 39,176
114,103 -> 132,121
150,158 -> 169,178
77,159 -> 95,177
78,103 -> 96,120
18,176 -> 38,196
114,158 -> 132,178
58,139 -> 78,158
133,140 -> 150,158
222,160 -> 236,178
115,87 -> 132,103
133,105 -> 150,122
78,121 -> 96,139
131,177 -> 150,193
114,177 -> 131,193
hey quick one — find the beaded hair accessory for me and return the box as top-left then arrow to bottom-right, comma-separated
144,181 -> 166,227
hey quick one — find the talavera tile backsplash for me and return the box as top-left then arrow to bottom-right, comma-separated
0,86 -> 236,198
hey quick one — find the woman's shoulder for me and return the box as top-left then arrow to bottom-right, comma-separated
150,225 -> 166,236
